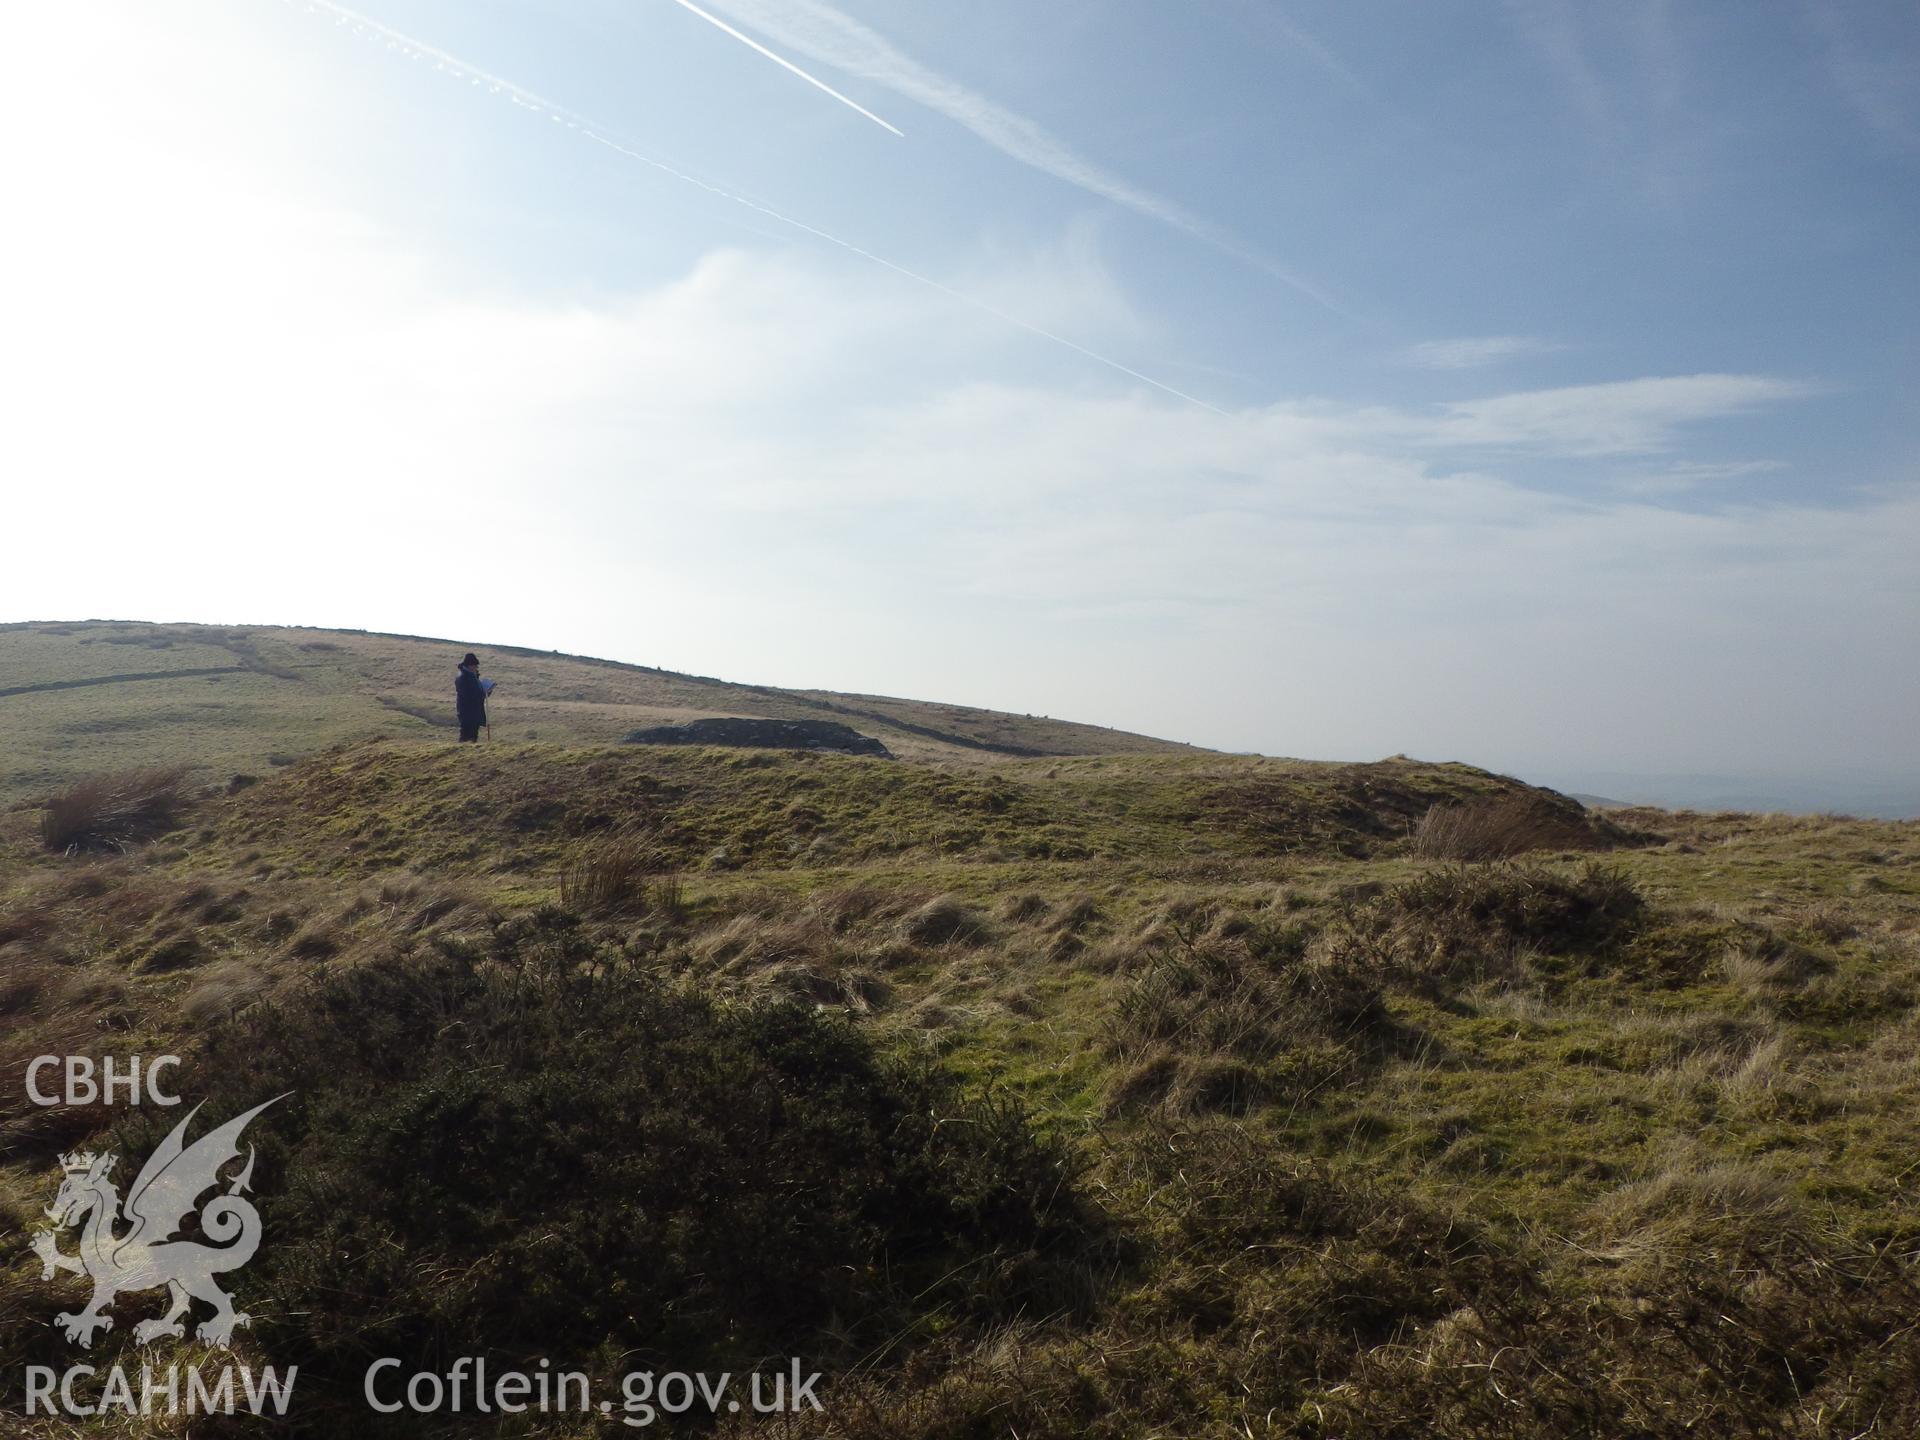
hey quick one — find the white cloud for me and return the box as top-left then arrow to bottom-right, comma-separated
1401,335 -> 1564,370
1432,374 -> 1820,456
2,192 -> 1906,770
1614,459 -> 1789,495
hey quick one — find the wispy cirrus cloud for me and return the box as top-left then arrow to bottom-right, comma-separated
1401,335 -> 1565,371
1503,0 -> 1703,208
691,0 -> 1343,312
1506,0 -> 1615,143
1432,374 -> 1819,456
1219,0 -> 1382,104
1612,458 -> 1789,496
296,0 -> 1218,410
1802,3 -> 1920,152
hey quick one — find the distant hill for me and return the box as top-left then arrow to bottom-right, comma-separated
0,619 -> 1198,803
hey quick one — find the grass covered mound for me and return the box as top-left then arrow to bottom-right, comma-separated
3,745 -> 1916,1438
98,911 -> 1097,1423
165,739 -> 1580,879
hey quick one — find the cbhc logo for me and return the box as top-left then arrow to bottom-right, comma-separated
26,1056 -> 182,1107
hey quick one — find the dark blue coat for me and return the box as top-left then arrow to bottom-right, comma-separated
455,668 -> 487,727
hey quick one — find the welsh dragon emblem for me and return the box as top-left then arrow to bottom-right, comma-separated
31,1096 -> 285,1349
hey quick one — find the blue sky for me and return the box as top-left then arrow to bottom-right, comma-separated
1,1 -> 1915,802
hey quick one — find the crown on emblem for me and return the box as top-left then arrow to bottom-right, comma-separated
58,1150 -> 101,1175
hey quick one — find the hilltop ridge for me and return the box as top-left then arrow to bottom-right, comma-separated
0,620 -> 1198,803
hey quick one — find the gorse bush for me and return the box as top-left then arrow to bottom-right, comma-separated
144,912 -> 1098,1432
38,767 -> 189,854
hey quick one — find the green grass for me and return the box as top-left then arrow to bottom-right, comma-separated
0,620 -> 1202,807
1,691 -> 1916,1434
0,623 -> 244,689
205,742 -> 1562,875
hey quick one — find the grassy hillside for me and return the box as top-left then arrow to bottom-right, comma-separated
2,631 -> 1917,1436
0,620 -> 1196,806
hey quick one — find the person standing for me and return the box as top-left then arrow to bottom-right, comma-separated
455,652 -> 488,742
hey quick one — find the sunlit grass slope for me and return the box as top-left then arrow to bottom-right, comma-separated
0,619 -> 1199,806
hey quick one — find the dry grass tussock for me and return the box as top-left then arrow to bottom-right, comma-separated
0,855 -> 489,1163
900,893 -> 991,946
37,767 -> 191,854
1331,860 -> 1645,988
690,910 -> 892,1010
997,891 -> 1051,923
558,825 -> 682,918
1104,911 -> 1392,1116
1411,795 -> 1620,862
681,887 -> 1032,1014
992,888 -> 1102,959
1718,938 -> 1828,1005
1584,1157 -> 1798,1264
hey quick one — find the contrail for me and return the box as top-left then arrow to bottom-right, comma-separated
294,0 -> 1225,413
661,0 -> 903,138
302,0 -> 598,122
692,0 -> 1348,316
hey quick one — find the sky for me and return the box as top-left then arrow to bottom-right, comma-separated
1,1 -> 1915,807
